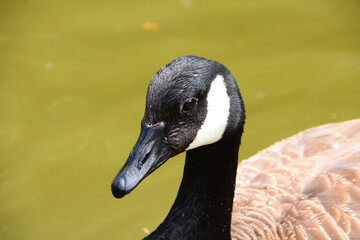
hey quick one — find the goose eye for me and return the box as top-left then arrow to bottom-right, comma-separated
182,98 -> 198,113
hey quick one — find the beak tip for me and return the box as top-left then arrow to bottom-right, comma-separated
111,176 -> 128,199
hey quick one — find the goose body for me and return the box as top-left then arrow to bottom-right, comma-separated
232,119 -> 360,239
111,56 -> 360,239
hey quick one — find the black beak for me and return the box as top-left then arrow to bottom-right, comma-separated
111,120 -> 179,198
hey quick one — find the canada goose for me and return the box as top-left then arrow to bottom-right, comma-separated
111,56 -> 360,239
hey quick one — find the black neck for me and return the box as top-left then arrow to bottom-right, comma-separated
145,133 -> 241,240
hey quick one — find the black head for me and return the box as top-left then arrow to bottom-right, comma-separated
111,56 -> 245,198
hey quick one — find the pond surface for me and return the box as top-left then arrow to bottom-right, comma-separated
1,0 -> 359,239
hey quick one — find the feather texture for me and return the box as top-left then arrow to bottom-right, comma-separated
232,119 -> 360,240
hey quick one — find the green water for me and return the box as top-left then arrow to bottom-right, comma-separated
1,0 -> 359,239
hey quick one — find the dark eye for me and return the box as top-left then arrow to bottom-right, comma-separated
182,98 -> 198,113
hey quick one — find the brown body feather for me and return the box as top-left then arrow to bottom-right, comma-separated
232,119 -> 360,240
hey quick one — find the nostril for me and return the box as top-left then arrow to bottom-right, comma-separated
138,151 -> 151,169
111,177 -> 127,198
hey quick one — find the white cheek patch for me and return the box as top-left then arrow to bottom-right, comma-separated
186,75 -> 230,150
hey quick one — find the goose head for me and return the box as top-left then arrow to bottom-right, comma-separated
111,55 -> 245,198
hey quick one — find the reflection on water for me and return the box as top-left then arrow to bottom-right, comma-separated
1,0 -> 360,239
